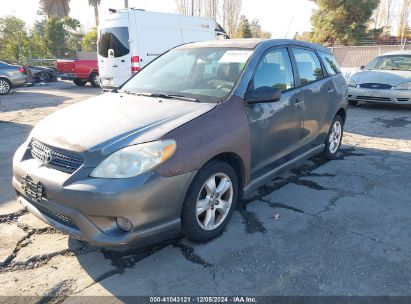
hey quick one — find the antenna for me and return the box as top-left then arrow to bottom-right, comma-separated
285,17 -> 294,39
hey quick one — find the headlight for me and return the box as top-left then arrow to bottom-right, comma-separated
90,140 -> 176,178
394,82 -> 411,90
347,78 -> 357,88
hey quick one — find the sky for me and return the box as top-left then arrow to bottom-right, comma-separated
1,0 -> 316,38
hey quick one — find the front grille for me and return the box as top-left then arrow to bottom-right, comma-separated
359,83 -> 392,90
30,199 -> 78,229
31,140 -> 84,173
356,96 -> 391,102
397,98 -> 410,102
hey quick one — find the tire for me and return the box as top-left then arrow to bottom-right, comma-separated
0,78 -> 11,95
181,160 -> 239,242
324,115 -> 344,160
89,72 -> 100,88
348,100 -> 358,106
37,71 -> 51,82
73,79 -> 87,86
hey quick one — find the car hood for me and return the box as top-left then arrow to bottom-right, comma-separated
351,70 -> 411,86
31,92 -> 216,153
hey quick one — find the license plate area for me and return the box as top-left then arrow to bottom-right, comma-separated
21,175 -> 44,204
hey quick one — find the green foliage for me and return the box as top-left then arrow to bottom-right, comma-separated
0,15 -> 87,61
82,29 -> 97,51
44,17 -> 83,58
310,0 -> 380,45
236,15 -> 252,38
236,15 -> 271,38
0,16 -> 28,61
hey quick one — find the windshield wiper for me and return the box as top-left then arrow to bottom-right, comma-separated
136,92 -> 200,103
119,90 -> 138,95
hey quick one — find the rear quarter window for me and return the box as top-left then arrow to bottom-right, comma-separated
319,52 -> 341,76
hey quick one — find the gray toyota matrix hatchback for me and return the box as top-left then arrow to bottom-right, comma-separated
13,39 -> 348,247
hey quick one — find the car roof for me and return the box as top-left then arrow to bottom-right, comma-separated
177,39 -> 332,54
379,50 -> 411,56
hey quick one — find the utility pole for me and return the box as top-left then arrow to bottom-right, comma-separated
125,0 -> 129,8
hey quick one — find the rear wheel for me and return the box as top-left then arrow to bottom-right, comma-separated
89,72 -> 100,88
348,100 -> 358,106
181,160 -> 238,242
0,78 -> 11,95
73,79 -> 87,86
324,115 -> 344,160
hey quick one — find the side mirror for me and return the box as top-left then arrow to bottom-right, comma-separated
360,65 -> 365,70
245,86 -> 282,104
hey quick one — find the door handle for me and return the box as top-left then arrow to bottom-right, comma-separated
294,98 -> 303,108
112,65 -> 118,68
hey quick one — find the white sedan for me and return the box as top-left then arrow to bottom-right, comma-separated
348,51 -> 411,107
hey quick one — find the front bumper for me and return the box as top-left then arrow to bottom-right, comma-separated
348,87 -> 411,105
13,144 -> 196,247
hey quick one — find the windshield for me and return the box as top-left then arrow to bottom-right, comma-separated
98,27 -> 130,58
121,48 -> 254,103
365,55 -> 411,71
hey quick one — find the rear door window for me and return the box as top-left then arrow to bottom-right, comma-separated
292,48 -> 324,85
252,48 -> 295,92
319,52 -> 341,76
98,27 -> 130,58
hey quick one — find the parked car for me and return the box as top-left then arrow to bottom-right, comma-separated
57,59 -> 99,87
98,8 -> 228,89
28,65 -> 57,83
348,51 -> 411,107
13,39 -> 347,247
0,60 -> 27,94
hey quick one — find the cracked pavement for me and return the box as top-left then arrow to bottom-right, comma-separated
0,82 -> 410,298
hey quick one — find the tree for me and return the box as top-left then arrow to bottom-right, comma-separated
44,17 -> 82,58
372,0 -> 395,30
204,0 -> 218,20
398,0 -> 411,44
40,0 -> 71,19
0,16 -> 28,61
236,15 -> 252,38
175,0 -> 203,16
222,0 -> 242,37
82,28 -> 97,51
310,0 -> 380,45
88,0 -> 101,26
250,19 -> 271,38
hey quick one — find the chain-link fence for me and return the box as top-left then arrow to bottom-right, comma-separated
329,45 -> 411,68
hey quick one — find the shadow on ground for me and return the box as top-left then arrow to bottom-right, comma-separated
346,104 -> 411,140
70,146 -> 411,297
0,121 -> 33,204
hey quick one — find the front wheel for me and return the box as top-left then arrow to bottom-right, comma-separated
0,78 -> 11,95
324,115 -> 344,159
181,160 -> 239,242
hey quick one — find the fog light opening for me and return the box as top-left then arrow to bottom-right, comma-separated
116,217 -> 133,232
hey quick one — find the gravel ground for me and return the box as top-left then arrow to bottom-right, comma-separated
0,81 -> 410,300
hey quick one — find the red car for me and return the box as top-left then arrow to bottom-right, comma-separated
57,59 -> 100,87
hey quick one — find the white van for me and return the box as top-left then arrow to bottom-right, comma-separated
98,9 -> 228,88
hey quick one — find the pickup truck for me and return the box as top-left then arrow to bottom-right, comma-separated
57,59 -> 99,87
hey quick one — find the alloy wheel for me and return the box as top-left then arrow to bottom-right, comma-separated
196,173 -> 233,231
0,79 -> 10,94
329,120 -> 342,154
